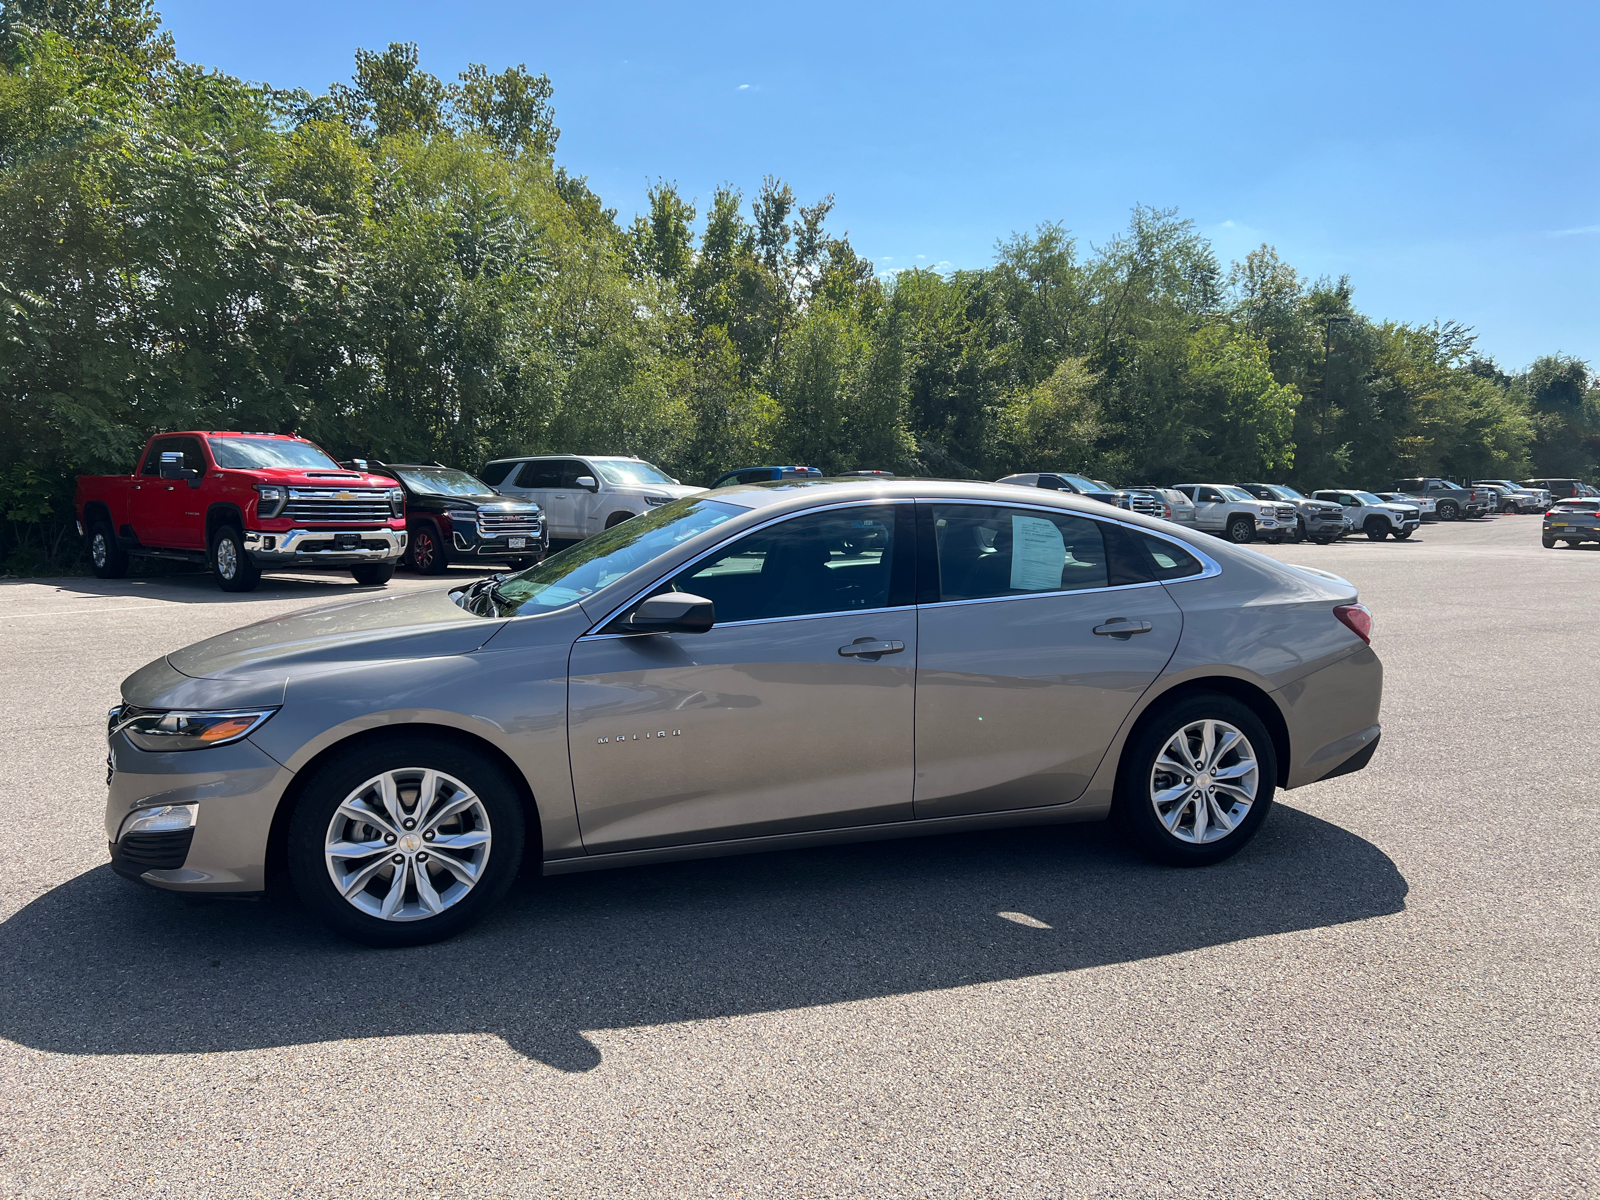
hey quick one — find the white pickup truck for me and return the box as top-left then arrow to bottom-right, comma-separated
1169,484 -> 1294,544
1312,489 -> 1422,540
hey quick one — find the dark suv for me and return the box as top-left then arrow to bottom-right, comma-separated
371,462 -> 547,575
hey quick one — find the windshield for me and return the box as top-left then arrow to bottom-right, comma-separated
1353,491 -> 1387,505
591,459 -> 676,487
488,498 -> 744,613
1265,485 -> 1304,500
1051,473 -> 1103,493
208,437 -> 340,471
1218,486 -> 1255,502
388,466 -> 494,496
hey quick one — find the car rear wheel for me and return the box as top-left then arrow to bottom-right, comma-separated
210,525 -> 261,592
350,564 -> 393,586
1364,517 -> 1389,541
1436,501 -> 1459,520
1115,693 -> 1277,866
1225,515 -> 1255,544
287,735 -> 526,948
410,524 -> 447,575
87,519 -> 128,579
1542,534 -> 1557,548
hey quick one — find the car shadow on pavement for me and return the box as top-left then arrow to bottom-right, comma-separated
0,805 -> 1405,1072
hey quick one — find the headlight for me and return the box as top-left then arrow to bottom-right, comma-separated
388,487 -> 405,515
644,495 -> 671,507
1258,505 -> 1274,517
111,706 -> 278,752
255,484 -> 287,518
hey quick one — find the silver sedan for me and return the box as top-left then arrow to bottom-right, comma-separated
104,480 -> 1384,946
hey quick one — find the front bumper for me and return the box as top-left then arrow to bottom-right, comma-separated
244,527 -> 407,565
451,530 -> 547,559
105,731 -> 292,892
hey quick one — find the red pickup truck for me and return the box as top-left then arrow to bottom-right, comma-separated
75,432 -> 409,592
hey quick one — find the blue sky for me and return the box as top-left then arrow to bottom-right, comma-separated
158,0 -> 1598,370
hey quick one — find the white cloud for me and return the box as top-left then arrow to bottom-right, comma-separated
737,83 -> 750,91
1552,224 -> 1600,236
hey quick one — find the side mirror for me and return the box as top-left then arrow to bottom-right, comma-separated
342,459 -> 370,472
614,591 -> 715,635
159,453 -> 201,487
574,475 -> 598,492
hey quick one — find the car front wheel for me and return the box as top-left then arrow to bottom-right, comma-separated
350,564 -> 393,586
1116,693 -> 1277,866
210,525 -> 261,592
287,734 -> 526,947
409,524 -> 447,575
1225,515 -> 1255,544
1364,517 -> 1389,541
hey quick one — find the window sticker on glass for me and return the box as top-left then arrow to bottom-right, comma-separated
1010,515 -> 1066,591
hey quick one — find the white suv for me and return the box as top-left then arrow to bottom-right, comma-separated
1170,484 -> 1293,544
482,455 -> 706,541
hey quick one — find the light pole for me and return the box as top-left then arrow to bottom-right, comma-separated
1319,316 -> 1351,484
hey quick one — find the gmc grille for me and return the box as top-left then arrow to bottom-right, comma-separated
477,509 -> 542,537
1122,494 -> 1166,516
282,488 -> 393,524
1274,504 -> 1296,521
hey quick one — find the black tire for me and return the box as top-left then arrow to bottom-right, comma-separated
286,734 -> 527,948
1364,517 -> 1389,541
410,524 -> 448,575
1290,519 -> 1305,543
1225,515 -> 1255,544
1312,536 -> 1336,545
87,519 -> 128,579
603,511 -> 634,530
1393,529 -> 1412,541
1114,692 -> 1278,867
209,525 -> 261,592
1542,534 -> 1557,548
506,557 -> 537,570
1437,501 -> 1459,521
350,563 -> 394,586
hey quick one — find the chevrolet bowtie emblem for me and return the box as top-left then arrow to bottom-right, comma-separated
335,491 -> 356,501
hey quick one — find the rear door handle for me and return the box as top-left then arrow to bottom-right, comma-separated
838,638 -> 905,657
1093,619 -> 1153,638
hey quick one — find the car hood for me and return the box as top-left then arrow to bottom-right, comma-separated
163,589 -> 505,683
618,483 -> 706,499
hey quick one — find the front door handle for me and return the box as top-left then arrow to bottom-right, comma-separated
838,638 -> 905,657
1093,619 -> 1153,639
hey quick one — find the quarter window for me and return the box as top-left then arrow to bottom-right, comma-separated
671,505 -> 901,623
1132,533 -> 1203,581
928,505 -> 1109,601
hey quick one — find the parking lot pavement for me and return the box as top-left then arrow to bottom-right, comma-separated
1,517 -> 1595,1198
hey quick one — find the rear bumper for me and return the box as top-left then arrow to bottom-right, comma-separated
1279,645 -> 1384,789
244,527 -> 406,564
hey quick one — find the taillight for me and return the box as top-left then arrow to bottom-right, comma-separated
1334,603 -> 1372,644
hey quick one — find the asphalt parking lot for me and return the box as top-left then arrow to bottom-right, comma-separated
1,518 -> 1595,1199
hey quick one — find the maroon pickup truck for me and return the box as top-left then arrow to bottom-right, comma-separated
75,432 -> 409,592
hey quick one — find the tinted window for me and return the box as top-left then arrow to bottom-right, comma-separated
1133,533 -> 1204,581
1196,487 -> 1223,503
929,504 -> 1108,601
556,459 -> 590,487
516,461 -> 563,489
672,505 -> 900,623
479,462 -> 515,487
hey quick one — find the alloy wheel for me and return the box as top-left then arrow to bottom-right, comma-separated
215,537 -> 238,579
91,532 -> 108,568
1148,718 -> 1259,844
323,768 -> 492,922
414,532 -> 436,571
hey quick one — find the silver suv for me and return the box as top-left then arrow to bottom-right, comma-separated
482,455 -> 705,541
1171,484 -> 1293,544
103,481 -> 1383,946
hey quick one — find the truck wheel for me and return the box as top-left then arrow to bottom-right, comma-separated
285,733 -> 526,947
1393,529 -> 1413,541
87,519 -> 128,579
210,526 -> 261,592
604,511 -> 634,530
1225,515 -> 1255,544
1290,519 -> 1305,543
350,564 -> 394,587
1364,517 -> 1389,541
1436,501 -> 1459,521
410,524 -> 448,575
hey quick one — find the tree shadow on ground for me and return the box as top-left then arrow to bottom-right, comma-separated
0,806 -> 1405,1071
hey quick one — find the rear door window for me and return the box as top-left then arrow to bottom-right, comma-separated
927,504 -> 1109,602
515,461 -> 562,489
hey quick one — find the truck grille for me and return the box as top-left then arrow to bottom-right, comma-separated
477,508 -> 542,538
1274,504 -> 1296,522
282,488 -> 393,524
1121,493 -> 1167,517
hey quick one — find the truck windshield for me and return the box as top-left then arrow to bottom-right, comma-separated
590,459 -> 676,487
1265,485 -> 1304,500
1050,473 -> 1103,493
484,498 -> 745,614
1352,492 -> 1387,505
208,438 -> 340,470
388,466 -> 493,496
1218,486 -> 1255,502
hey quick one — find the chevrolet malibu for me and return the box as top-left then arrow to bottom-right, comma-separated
105,480 -> 1383,947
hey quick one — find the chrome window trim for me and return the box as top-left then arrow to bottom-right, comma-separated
582,497 -> 914,637
578,604 -> 908,643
